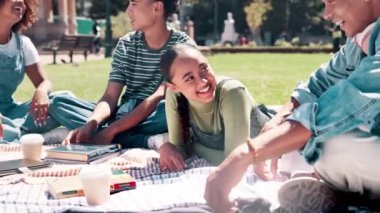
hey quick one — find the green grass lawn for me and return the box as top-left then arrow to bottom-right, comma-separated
14,53 -> 331,105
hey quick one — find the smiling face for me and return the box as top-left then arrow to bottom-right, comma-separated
322,0 -> 375,37
126,0 -> 162,31
167,48 -> 217,104
0,0 -> 25,25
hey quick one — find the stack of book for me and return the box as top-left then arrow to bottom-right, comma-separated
47,169 -> 136,199
44,144 -> 122,164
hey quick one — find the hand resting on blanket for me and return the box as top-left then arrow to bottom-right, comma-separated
159,143 -> 186,171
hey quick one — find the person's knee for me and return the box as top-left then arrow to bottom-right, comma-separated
49,93 -> 76,113
49,96 -> 66,114
314,134 -> 354,173
321,133 -> 353,156
154,116 -> 167,132
3,124 -> 21,142
314,132 -> 380,194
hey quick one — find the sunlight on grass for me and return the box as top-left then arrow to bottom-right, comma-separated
14,53 -> 330,105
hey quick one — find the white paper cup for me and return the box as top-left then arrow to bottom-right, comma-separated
79,165 -> 112,206
20,134 -> 44,161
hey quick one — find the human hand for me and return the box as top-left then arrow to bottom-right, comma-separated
62,131 -> 73,145
29,90 -> 50,127
62,121 -> 97,144
204,143 -> 252,213
159,143 -> 186,171
254,161 -> 274,181
204,168 -> 238,213
254,158 -> 283,181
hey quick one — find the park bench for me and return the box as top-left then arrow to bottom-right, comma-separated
43,34 -> 94,64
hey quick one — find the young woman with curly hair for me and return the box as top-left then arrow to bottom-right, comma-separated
0,0 -> 73,143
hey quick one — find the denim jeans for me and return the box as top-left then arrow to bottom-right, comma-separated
49,96 -> 167,148
0,116 -> 20,143
0,33 -> 72,142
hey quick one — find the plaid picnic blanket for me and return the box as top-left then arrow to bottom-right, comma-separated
0,145 -> 283,213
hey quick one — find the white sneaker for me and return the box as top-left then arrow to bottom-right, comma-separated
147,132 -> 169,151
278,177 -> 335,212
290,170 -> 320,179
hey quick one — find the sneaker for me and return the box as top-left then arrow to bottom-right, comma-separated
41,127 -> 70,145
290,170 -> 320,180
278,177 -> 335,212
147,132 -> 169,151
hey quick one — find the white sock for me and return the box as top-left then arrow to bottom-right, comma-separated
147,132 -> 169,150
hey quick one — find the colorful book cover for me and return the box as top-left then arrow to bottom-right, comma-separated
47,169 -> 136,199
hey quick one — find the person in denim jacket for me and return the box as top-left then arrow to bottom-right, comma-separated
204,0 -> 380,212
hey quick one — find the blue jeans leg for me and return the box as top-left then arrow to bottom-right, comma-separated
1,116 -> 21,143
49,95 -> 96,130
21,91 -> 79,133
112,100 -> 167,148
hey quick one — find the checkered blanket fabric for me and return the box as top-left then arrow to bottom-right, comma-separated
0,146 -> 212,212
0,145 -> 281,212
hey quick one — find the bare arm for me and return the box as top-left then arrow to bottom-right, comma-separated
25,63 -> 52,126
88,84 -> 166,145
89,82 -> 123,126
67,82 -> 123,144
104,84 -> 166,136
26,63 -> 52,94
260,97 -> 300,133
255,97 -> 300,179
205,120 -> 311,213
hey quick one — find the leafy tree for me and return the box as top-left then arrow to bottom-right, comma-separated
262,0 -> 325,44
244,0 -> 272,44
190,0 -> 252,43
89,0 -> 127,19
111,11 -> 132,39
189,0 -> 326,45
85,0 -> 326,45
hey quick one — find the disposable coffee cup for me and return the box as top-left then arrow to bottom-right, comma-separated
20,134 -> 44,161
79,165 -> 112,206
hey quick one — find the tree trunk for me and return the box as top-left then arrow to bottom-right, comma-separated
251,28 -> 263,46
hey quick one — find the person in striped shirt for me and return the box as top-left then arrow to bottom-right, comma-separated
53,0 -> 194,148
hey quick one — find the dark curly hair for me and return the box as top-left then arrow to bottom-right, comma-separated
156,0 -> 179,19
0,0 -> 39,32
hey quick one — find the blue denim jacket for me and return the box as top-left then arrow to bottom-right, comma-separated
288,18 -> 380,164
